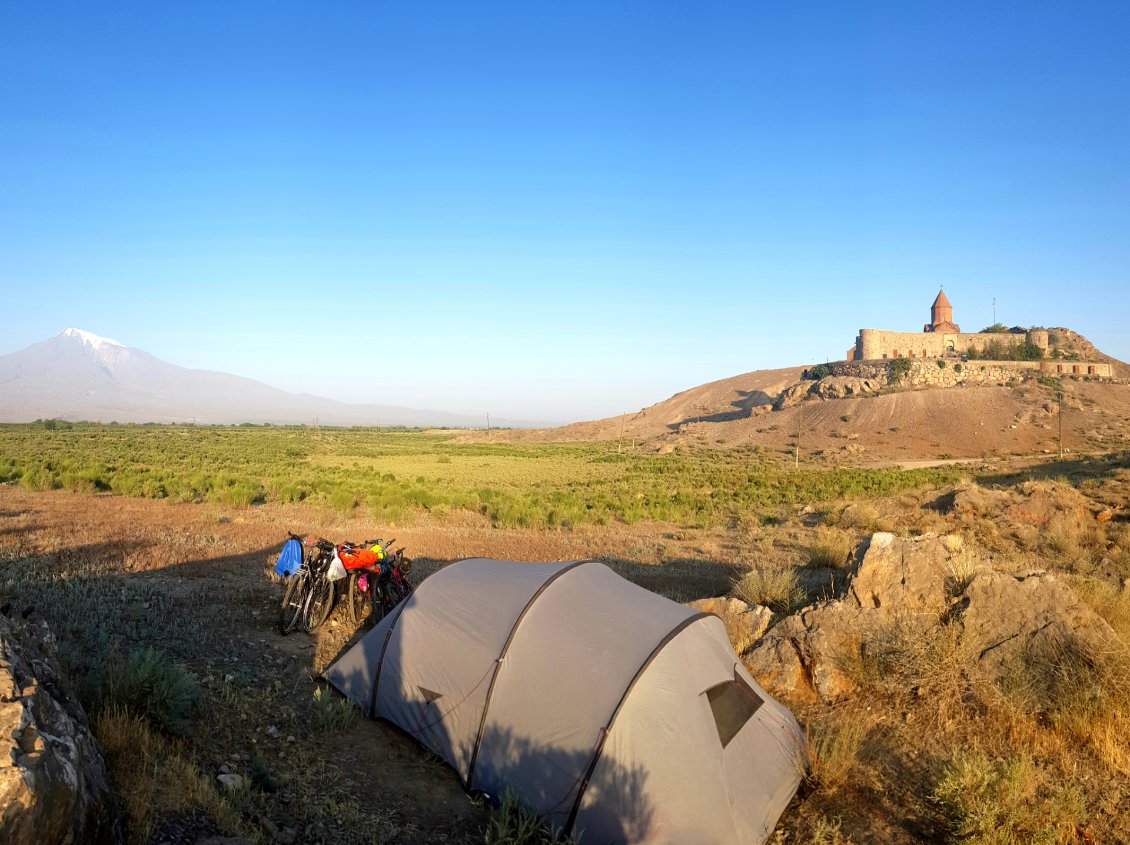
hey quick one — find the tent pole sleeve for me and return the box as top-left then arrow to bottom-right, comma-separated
465,559 -> 594,789
368,598 -> 413,719
563,612 -> 711,837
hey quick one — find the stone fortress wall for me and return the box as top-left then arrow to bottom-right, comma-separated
850,327 -> 1050,362
836,292 -> 1113,387
825,358 -> 1113,388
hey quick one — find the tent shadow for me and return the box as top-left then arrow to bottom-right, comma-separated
325,607 -> 658,843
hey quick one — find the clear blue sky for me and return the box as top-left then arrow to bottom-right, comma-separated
3,2 -> 1128,423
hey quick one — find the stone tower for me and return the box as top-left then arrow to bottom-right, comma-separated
924,289 -> 960,333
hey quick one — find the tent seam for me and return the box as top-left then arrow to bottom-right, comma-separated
562,611 -> 712,836
368,594 -> 413,718
464,559 -> 596,789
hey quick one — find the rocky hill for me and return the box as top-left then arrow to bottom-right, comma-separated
492,330 -> 1130,464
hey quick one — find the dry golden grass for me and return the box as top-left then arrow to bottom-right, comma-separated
804,815 -> 855,845
801,706 -> 870,791
94,707 -> 244,844
732,566 -> 806,614
806,528 -> 854,569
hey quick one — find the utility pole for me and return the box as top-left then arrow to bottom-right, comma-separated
992,297 -> 996,325
617,413 -> 627,454
486,413 -> 490,436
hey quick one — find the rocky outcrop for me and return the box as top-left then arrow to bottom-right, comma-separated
950,480 -> 1106,527
744,532 -> 1118,702
688,597 -> 773,653
0,611 -> 111,844
961,571 -> 1119,680
774,376 -> 884,410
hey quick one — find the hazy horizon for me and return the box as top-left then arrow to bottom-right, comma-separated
4,2 -> 1128,420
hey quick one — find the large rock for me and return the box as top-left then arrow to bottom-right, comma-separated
687,597 -> 773,655
0,611 -> 111,844
961,571 -> 1118,681
744,602 -> 872,701
848,531 -> 979,617
740,530 -> 967,701
743,532 -> 1117,703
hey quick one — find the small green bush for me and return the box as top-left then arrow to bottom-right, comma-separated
483,789 -> 580,845
87,648 -> 202,736
889,358 -> 912,383
329,486 -> 358,512
932,752 -> 1083,844
313,686 -> 359,733
804,363 -> 834,380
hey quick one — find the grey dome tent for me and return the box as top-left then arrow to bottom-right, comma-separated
324,559 -> 806,844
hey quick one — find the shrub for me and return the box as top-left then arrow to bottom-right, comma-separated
808,815 -> 855,845
804,712 -> 869,789
86,647 -> 202,736
483,789 -> 580,844
932,752 -> 1084,845
329,486 -> 358,512
888,358 -> 911,383
732,567 -> 806,614
313,686 -> 359,732
807,529 -> 854,568
937,359 -> 946,369
804,363 -> 834,380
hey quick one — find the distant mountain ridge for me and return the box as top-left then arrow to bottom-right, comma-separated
0,329 -> 537,428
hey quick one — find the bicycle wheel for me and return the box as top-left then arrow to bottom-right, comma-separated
303,574 -> 335,632
347,571 -> 371,625
390,576 -> 413,606
277,574 -> 306,635
372,582 -> 397,623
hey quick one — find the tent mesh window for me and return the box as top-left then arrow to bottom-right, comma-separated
705,671 -> 763,748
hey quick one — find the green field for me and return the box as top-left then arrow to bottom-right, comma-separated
0,423 -> 966,528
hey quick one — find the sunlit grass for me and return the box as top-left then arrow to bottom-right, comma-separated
0,422 -> 965,529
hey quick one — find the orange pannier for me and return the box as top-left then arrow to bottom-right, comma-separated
338,545 -> 383,570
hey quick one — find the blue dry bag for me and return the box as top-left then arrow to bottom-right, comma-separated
274,538 -> 304,577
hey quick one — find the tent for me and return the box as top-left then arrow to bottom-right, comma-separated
324,558 -> 806,844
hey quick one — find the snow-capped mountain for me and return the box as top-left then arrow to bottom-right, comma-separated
0,329 -> 533,427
